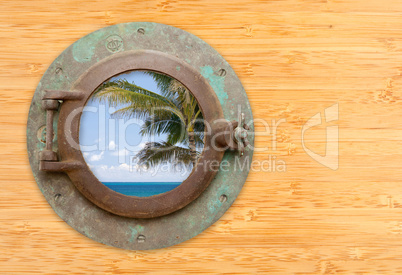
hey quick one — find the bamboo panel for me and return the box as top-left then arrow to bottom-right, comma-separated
1,0 -> 402,273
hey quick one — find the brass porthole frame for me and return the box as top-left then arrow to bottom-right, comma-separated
53,50 -> 225,218
27,22 -> 254,250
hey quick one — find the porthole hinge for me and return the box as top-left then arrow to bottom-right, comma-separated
39,90 -> 84,172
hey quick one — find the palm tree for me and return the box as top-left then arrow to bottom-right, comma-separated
92,71 -> 204,169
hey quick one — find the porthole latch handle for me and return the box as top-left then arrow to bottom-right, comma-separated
39,90 -> 84,172
233,113 -> 250,156
214,112 -> 251,156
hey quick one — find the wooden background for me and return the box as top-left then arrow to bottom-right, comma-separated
2,0 -> 402,273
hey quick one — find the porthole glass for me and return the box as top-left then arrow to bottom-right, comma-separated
79,70 -> 205,197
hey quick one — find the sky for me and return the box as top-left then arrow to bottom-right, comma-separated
79,71 -> 192,183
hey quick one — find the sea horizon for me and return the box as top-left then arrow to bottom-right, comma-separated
103,182 -> 182,197
103,181 -> 182,184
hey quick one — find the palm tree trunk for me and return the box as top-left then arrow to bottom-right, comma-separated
188,131 -> 197,167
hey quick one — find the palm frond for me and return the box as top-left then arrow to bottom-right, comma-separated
93,72 -> 206,168
144,72 -> 174,97
93,86 -> 185,122
134,142 -> 199,168
94,79 -> 176,107
140,115 -> 185,136
145,72 -> 190,108
109,104 -> 175,120
140,115 -> 204,146
166,128 -> 204,148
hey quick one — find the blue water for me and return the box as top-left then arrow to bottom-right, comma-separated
103,182 -> 181,197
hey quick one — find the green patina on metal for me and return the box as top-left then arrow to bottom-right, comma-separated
72,33 -> 99,63
27,22 -> 253,250
200,66 -> 228,106
129,225 -> 144,243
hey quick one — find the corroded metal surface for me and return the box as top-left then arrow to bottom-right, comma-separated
51,50 -> 226,218
27,22 -> 254,250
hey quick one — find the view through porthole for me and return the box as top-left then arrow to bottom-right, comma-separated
79,70 -> 205,197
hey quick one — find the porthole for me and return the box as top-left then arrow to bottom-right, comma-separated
27,22 -> 253,250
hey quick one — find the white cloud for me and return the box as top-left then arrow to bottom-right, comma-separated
111,148 -> 129,157
138,142 -> 146,149
89,161 -> 191,182
115,163 -> 130,171
109,140 -> 116,150
110,143 -> 146,158
88,151 -> 104,162
90,163 -> 132,181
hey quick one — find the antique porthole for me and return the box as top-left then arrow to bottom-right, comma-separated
27,22 -> 254,250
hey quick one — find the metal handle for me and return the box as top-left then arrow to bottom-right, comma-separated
213,112 -> 251,156
39,90 -> 84,171
233,113 -> 250,156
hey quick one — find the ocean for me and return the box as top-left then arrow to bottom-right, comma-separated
103,182 -> 181,197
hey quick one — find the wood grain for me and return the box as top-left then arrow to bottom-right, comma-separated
2,0 -> 402,273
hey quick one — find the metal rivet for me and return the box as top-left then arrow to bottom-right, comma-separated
55,67 -> 63,74
137,28 -> 145,35
218,69 -> 226,76
137,235 -> 146,243
219,194 -> 227,203
37,125 -> 47,144
37,125 -> 56,144
54,193 -> 62,200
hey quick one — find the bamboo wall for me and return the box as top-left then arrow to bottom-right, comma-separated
2,0 -> 402,273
